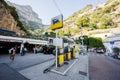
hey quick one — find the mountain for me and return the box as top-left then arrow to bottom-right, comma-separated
0,0 -> 27,36
7,1 -> 44,30
59,0 -> 120,37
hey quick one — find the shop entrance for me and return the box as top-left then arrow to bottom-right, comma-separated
0,41 -> 21,54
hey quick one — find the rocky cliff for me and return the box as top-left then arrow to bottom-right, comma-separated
0,0 -> 25,36
7,1 -> 44,30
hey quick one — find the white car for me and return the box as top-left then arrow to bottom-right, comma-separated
96,49 -> 104,53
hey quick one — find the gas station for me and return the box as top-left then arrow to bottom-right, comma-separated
43,14 -> 80,75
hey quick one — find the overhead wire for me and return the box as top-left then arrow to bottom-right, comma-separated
52,0 -> 62,14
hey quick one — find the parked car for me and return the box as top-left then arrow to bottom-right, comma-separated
117,54 -> 120,59
96,49 -> 104,53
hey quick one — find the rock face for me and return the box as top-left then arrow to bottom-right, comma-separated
0,0 -> 24,36
7,1 -> 44,30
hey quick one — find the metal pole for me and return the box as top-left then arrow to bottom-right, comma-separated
82,38 -> 83,47
79,26 -> 83,47
55,30 -> 58,68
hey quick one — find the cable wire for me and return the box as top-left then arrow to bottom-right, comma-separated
53,0 -> 62,14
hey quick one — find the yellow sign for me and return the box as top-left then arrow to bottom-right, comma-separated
51,14 -> 63,30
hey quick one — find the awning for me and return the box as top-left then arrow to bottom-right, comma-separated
0,29 -> 16,34
62,36 -> 74,42
27,41 -> 48,45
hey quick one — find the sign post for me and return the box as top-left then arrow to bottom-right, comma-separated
55,30 -> 58,68
51,14 -> 63,68
110,41 -> 114,48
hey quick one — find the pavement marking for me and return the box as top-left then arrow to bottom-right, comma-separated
17,58 -> 54,71
51,59 -> 78,76
88,54 -> 105,56
79,71 -> 87,76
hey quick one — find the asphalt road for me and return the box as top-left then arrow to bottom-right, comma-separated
89,52 -> 120,80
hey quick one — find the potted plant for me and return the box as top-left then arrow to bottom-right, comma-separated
112,47 -> 120,59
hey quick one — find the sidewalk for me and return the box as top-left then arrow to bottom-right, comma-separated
19,54 -> 89,80
0,63 -> 30,80
0,53 -> 54,70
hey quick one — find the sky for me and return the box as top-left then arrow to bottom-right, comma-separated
6,0 -> 107,24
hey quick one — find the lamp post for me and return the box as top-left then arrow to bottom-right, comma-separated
87,36 -> 89,52
79,26 -> 84,47
81,37 -> 84,47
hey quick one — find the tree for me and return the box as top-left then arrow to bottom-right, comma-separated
112,47 -> 120,55
88,37 -> 103,47
89,23 -> 97,29
76,15 -> 89,27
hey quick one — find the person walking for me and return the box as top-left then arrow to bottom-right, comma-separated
9,47 -> 16,61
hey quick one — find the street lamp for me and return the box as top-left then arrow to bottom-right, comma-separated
79,26 -> 84,47
81,36 -> 84,47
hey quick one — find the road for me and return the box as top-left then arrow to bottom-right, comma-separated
89,52 -> 120,80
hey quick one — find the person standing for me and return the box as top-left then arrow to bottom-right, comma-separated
21,47 -> 24,56
33,47 -> 37,54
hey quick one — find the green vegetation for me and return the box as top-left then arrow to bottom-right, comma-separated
89,30 -> 110,35
89,23 -> 97,30
75,36 -> 104,47
112,47 -> 120,54
60,0 -> 120,37
68,4 -> 92,20
88,37 -> 104,47
76,14 -> 89,27
2,0 -> 120,38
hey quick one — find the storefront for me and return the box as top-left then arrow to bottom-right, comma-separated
0,38 -> 22,54
0,35 -> 48,54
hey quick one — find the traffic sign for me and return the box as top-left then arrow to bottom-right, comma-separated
110,41 -> 114,45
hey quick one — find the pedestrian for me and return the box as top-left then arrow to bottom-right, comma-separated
9,47 -> 16,61
39,46 -> 43,52
24,47 -> 27,54
33,47 -> 37,54
43,45 -> 47,54
70,47 -> 74,58
21,47 -> 24,56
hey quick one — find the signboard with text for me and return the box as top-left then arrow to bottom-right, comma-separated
51,14 -> 63,30
0,38 -> 22,42
53,38 -> 63,47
